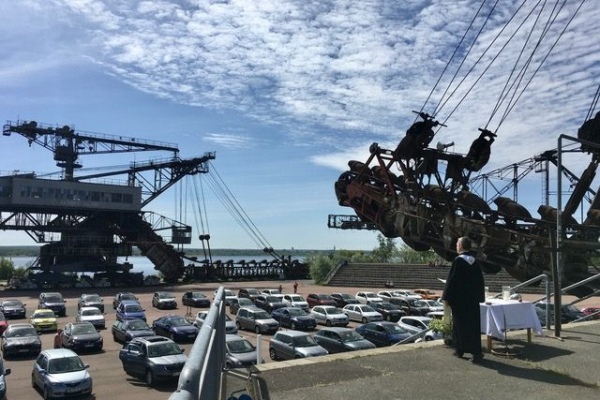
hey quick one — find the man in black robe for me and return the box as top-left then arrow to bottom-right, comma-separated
442,236 -> 485,362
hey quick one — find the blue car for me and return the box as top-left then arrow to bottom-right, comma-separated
116,300 -> 146,322
152,315 -> 199,343
355,321 -> 414,347
271,307 -> 317,330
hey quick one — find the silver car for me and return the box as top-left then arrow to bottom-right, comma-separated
225,334 -> 259,369
194,311 -> 238,334
235,307 -> 279,334
343,304 -> 383,323
269,330 -> 328,360
310,305 -> 349,327
76,306 -> 106,329
31,349 -> 93,399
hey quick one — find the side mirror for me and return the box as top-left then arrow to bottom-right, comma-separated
4,368 -> 11,376
84,364 -> 90,369
179,347 -> 185,353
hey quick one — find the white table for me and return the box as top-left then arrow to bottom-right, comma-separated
480,299 -> 544,351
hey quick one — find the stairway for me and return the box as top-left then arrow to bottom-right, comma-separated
326,263 -> 547,294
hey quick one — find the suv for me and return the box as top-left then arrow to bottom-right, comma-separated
269,330 -> 328,360
77,294 -> 104,313
235,307 -> 279,334
118,336 -> 187,386
38,292 -> 66,317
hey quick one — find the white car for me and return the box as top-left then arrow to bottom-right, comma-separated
310,305 -> 349,327
392,290 -> 423,300
422,300 -> 443,312
75,306 -> 105,329
355,291 -> 384,305
397,316 -> 442,341
377,291 -> 405,300
282,294 -> 309,311
342,304 -> 383,323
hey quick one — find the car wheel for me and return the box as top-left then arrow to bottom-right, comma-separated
255,325 -> 261,334
113,333 -> 119,342
31,374 -> 36,389
145,369 -> 155,386
236,321 -> 242,331
362,317 -> 368,324
326,320 -> 332,327
224,362 -> 232,371
43,386 -> 51,400
269,348 -> 278,361
425,336 -> 433,341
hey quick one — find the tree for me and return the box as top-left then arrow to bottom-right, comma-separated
0,258 -> 15,280
370,234 -> 399,263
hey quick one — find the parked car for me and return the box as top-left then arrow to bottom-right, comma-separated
76,307 -> 106,329
152,291 -> 178,310
38,292 -> 66,317
355,321 -> 415,347
306,293 -> 337,308
422,299 -> 444,312
581,306 -> 600,320
0,357 -> 11,400
387,290 -> 422,299
261,288 -> 281,295
0,299 -> 26,319
229,297 -> 257,315
355,291 -> 384,305
1,323 -> 41,358
111,319 -> 155,343
152,315 -> 199,342
77,293 -> 105,313
271,307 -> 317,330
282,294 -> 310,311
116,300 -> 146,322
342,304 -> 383,323
237,288 -> 262,302
112,292 -> 138,309
235,307 -> 279,334
216,288 -> 238,306
397,316 -> 442,341
32,349 -> 93,399
225,334 -> 259,369
310,305 -> 349,327
29,309 -> 58,333
181,291 -> 211,308
413,288 -> 440,300
330,293 -> 359,307
0,314 -> 6,335
194,310 -> 238,334
372,302 -> 405,322
314,327 -> 376,353
118,336 -> 187,386
389,298 -> 431,316
534,302 -> 588,323
59,322 -> 104,352
254,294 -> 286,313
377,291 -> 405,301
269,330 -> 328,360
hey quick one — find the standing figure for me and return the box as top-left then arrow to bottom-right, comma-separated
293,281 -> 298,294
442,237 -> 485,363
278,284 -> 283,294
54,329 -> 63,349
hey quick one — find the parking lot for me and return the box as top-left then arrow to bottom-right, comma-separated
1,279 -> 594,399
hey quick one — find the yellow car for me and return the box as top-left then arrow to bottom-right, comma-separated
29,309 -> 58,333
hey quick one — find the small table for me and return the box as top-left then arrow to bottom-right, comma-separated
480,299 -> 544,352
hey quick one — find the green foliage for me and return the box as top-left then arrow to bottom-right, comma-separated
429,318 -> 452,335
0,258 -> 15,280
396,244 -> 438,263
12,267 -> 27,278
370,234 -> 399,263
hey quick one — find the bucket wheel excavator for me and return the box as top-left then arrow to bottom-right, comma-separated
1,119 -> 215,283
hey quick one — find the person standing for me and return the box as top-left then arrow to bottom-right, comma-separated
293,281 -> 298,294
442,236 -> 485,363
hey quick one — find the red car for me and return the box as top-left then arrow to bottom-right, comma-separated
581,306 -> 600,320
306,293 -> 337,308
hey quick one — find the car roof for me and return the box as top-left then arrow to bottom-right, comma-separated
225,334 -> 247,341
33,308 -> 55,314
319,327 -> 352,332
79,306 -> 102,311
275,330 -> 310,337
120,300 -> 141,306
42,348 -> 79,359
131,335 -> 174,344
7,323 -> 36,329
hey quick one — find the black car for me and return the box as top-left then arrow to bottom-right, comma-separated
0,299 -> 27,319
112,292 -> 139,309
1,323 -> 42,358
59,322 -> 103,352
254,294 -> 286,313
389,298 -> 430,316
181,291 -> 211,308
373,302 -> 406,322
535,302 -> 588,323
119,336 -> 187,386
111,319 -> 155,343
38,292 -> 66,317
77,294 -> 105,313
271,307 -> 317,330
330,293 -> 360,308
152,315 -> 199,343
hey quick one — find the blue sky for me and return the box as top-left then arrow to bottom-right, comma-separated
1,0 -> 599,251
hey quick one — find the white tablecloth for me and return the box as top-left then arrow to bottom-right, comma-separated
480,300 -> 543,340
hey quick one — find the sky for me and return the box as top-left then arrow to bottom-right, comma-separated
0,0 -> 599,252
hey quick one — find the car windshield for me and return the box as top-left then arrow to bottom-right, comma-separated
339,330 -> 365,342
386,325 -> 410,334
365,293 -> 378,298
289,295 -> 304,301
125,304 -> 143,312
266,296 -> 281,302
45,296 -> 62,303
84,295 -> 101,302
48,356 -> 85,374
159,292 -> 174,299
224,290 -> 235,297
411,300 -> 427,307
325,308 -> 343,315
6,326 -> 37,337
359,305 -> 375,312
239,299 -> 253,305
379,303 -> 396,310
72,324 -> 97,334
227,339 -> 255,354
293,335 -> 318,347
248,289 -> 260,295
3,300 -> 22,307
127,320 -> 150,330
34,311 -> 55,319
168,317 -> 189,326
81,309 -> 101,316
191,292 -> 205,298
254,311 -> 271,319
121,293 -> 137,300
288,308 -> 307,316
148,342 -> 182,357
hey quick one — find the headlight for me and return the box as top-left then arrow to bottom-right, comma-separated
0,380 -> 5,390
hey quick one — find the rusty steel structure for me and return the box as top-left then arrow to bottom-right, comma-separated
334,112 -> 600,297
